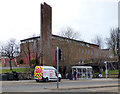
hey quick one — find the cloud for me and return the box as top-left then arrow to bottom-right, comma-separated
0,0 -> 118,46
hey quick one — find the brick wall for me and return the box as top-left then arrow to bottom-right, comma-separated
20,35 -> 102,76
40,3 -> 52,66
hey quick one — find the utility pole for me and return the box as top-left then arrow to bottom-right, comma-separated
118,28 -> 120,78
104,61 -> 108,78
118,1 -> 120,79
57,47 -> 59,88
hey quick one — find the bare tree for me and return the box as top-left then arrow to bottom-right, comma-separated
21,35 -> 40,68
91,35 -> 103,49
21,40 -> 32,68
33,38 -> 40,67
59,27 -> 80,40
106,28 -> 120,56
0,39 -> 19,70
58,27 -> 80,75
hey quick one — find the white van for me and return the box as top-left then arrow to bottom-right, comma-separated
34,66 -> 62,82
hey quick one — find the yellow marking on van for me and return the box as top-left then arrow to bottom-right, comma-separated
34,66 -> 43,79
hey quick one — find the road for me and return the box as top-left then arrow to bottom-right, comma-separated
1,79 -> 119,92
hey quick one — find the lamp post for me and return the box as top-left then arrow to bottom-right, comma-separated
118,28 -> 120,78
104,61 -> 108,78
57,47 -> 59,88
118,2 -> 120,78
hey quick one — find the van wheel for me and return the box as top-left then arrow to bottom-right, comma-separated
45,78 -> 48,82
59,77 -> 61,82
36,79 -> 39,82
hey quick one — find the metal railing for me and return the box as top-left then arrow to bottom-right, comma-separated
93,74 -> 118,78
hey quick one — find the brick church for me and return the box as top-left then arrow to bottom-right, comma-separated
20,3 -> 111,76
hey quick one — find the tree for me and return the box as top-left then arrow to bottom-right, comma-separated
33,38 -> 40,67
58,27 -> 81,75
0,39 -> 19,70
106,28 -> 120,56
59,27 -> 80,40
91,35 -> 103,49
21,39 -> 32,68
21,35 -> 40,68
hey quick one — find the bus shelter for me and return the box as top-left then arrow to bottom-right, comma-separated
72,66 -> 92,79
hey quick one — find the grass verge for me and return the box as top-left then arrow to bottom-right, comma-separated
1,68 -> 34,73
102,70 -> 119,74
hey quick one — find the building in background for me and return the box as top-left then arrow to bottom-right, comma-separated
20,34 -> 104,75
0,56 -> 18,67
19,2 -> 116,76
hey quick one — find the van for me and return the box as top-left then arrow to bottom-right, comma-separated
34,66 -> 62,82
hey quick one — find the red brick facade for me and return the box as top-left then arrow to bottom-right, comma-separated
40,3 -> 52,66
0,57 -> 18,67
20,35 -> 101,68
19,2 -> 114,76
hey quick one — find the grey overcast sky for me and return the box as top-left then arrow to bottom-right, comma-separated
0,0 -> 118,47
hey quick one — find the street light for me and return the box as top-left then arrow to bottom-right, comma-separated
118,28 -> 120,78
104,61 -> 108,78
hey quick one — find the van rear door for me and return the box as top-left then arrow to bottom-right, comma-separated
34,66 -> 43,80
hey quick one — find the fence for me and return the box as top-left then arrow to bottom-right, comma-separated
18,72 -> 34,80
0,72 -> 34,80
1,73 -> 119,81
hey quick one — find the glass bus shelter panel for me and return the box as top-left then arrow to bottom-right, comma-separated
87,68 -> 92,78
72,66 -> 92,80
77,68 -> 82,79
82,68 -> 86,79
85,68 -> 88,79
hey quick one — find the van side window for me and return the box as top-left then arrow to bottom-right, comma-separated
55,70 -> 57,73
44,68 -> 55,70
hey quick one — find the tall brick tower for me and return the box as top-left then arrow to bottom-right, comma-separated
40,2 -> 52,65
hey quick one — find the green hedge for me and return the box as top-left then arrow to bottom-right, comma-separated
102,70 -> 119,74
1,68 -> 34,73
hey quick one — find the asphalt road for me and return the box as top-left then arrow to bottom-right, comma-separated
1,79 -> 119,92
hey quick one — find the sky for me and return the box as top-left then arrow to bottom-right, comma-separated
0,0 -> 118,48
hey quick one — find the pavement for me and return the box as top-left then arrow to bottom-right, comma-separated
48,78 -> 119,90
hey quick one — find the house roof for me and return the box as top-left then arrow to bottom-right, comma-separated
20,34 -> 99,47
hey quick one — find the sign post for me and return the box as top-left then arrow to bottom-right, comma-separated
57,47 -> 59,88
